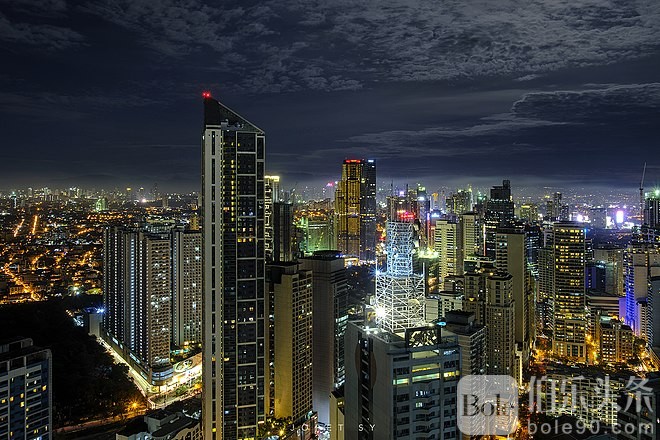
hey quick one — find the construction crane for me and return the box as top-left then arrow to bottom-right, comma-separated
640,162 -> 647,221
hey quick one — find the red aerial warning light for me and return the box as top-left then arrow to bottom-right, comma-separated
202,91 -> 212,98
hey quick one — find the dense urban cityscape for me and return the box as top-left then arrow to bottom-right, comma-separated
2,0 -> 660,439
1,96 -> 659,439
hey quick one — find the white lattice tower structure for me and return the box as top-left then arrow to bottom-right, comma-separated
374,221 -> 425,334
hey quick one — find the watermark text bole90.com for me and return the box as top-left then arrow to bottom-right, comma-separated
457,374 -> 655,436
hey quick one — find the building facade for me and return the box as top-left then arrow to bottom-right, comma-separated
202,94 -> 266,439
551,222 -> 587,362
0,338 -> 52,440
335,159 -> 376,261
299,251 -> 348,425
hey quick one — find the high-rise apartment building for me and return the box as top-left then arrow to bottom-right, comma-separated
485,271 -> 516,376
103,226 -> 173,385
434,219 -> 461,281
202,94 -> 266,440
596,317 -> 633,364
172,227 -> 203,347
461,212 -> 482,262
0,338 -> 52,440
550,222 -> 587,362
335,159 -> 376,261
495,228 -> 532,363
266,263 -> 313,424
299,251 -> 348,425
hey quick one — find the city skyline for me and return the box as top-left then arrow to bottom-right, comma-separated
1,1 -> 659,190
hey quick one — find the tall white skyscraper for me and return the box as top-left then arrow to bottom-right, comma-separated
202,93 -> 266,440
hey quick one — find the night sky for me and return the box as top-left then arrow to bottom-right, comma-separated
1,0 -> 659,192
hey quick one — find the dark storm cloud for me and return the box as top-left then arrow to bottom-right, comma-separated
0,11 -> 83,49
0,0 -> 659,190
78,0 -> 660,93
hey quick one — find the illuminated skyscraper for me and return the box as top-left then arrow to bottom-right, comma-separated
172,227 -> 202,347
461,212 -> 482,262
266,263 -> 313,425
344,323 -> 460,440
624,241 -> 660,336
550,222 -> 587,362
374,220 -> 425,334
433,218 -> 461,281
103,226 -> 174,385
202,94 -> 266,440
264,175 -> 280,263
335,159 -> 376,261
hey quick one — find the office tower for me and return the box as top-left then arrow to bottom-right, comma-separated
335,159 -> 376,261
374,220 -> 425,334
172,227 -> 202,347
485,271 -> 516,376
0,338 -> 52,440
433,218 -> 461,281
447,188 -> 472,215
202,94 -> 266,440
264,175 -> 281,262
624,241 -> 660,336
273,202 -> 294,262
344,323 -> 460,440
461,212 -> 482,262
266,263 -> 313,424
443,310 -> 486,375
495,228 -> 531,363
103,226 -> 173,385
596,317 -> 633,364
486,179 -> 514,222
551,222 -> 587,362
519,203 -> 538,223
299,251 -> 348,425
645,189 -> 660,228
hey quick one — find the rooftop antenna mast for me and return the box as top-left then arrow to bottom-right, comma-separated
640,162 -> 647,222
